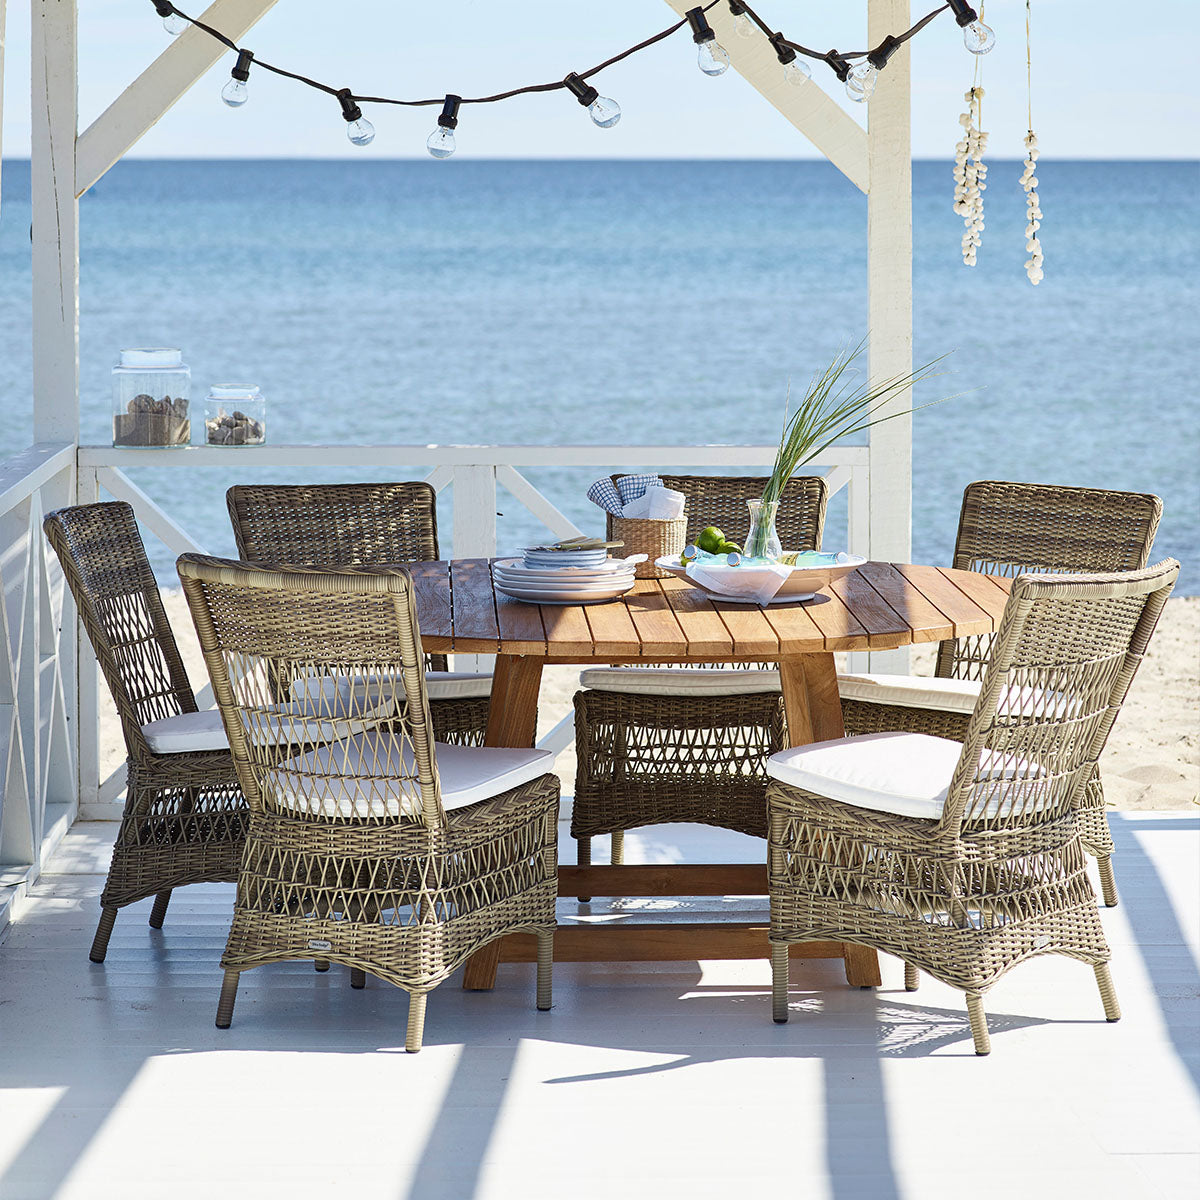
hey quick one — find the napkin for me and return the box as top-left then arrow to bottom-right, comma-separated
621,485 -> 686,520
685,555 -> 793,606
616,473 -> 664,507
586,477 -> 623,516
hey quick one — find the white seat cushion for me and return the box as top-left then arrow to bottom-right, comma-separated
424,671 -> 493,700
141,709 -> 229,754
268,732 -> 553,818
578,666 -> 781,697
766,731 -> 1037,821
837,672 -> 982,714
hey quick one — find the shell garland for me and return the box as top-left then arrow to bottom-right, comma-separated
1021,133 -> 1043,284
953,87 -> 988,266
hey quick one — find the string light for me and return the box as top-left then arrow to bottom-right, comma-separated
768,33 -> 811,86
427,96 -> 460,159
154,1 -> 188,36
947,0 -> 996,55
686,8 -> 730,76
337,89 -> 375,147
151,2 -> 971,152
563,73 -> 621,129
221,49 -> 253,108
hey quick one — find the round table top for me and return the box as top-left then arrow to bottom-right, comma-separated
408,558 -> 1012,662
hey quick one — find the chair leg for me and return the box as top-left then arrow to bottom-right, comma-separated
965,993 -> 991,1056
148,890 -> 172,929
1094,963 -> 1121,1022
904,962 -> 920,992
350,968 -> 366,990
1097,856 -> 1119,908
771,943 -> 790,1024
405,992 -> 428,1053
216,970 -> 240,1029
89,907 -> 119,963
576,836 -> 592,902
314,959 -> 330,972
536,929 -> 554,1011
610,830 -> 625,865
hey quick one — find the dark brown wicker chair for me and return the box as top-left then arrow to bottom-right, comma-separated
226,482 -> 492,747
572,475 -> 828,876
179,555 -> 559,1051
838,480 -> 1163,907
43,502 -> 247,962
770,560 -> 1178,1054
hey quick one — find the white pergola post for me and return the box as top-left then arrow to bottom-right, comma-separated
866,0 -> 913,670
31,0 -> 79,445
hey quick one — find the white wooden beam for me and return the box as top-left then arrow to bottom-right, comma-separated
31,0 -> 79,445
866,0 -> 913,670
661,1 -> 868,192
75,0 -> 279,197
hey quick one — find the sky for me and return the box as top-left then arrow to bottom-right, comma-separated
1,1 -> 1198,160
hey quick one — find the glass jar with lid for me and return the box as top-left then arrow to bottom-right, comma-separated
205,385 -> 266,445
112,348 -> 191,446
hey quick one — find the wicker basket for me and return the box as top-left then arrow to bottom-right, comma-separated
608,515 -> 687,578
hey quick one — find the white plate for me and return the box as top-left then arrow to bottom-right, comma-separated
494,572 -> 634,591
496,558 -> 635,581
654,551 -> 867,600
496,586 -> 633,605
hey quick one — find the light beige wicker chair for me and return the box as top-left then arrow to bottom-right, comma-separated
43,502 -> 248,963
226,482 -> 493,747
178,554 -> 559,1052
572,474 -> 827,882
768,559 -> 1178,1055
838,480 -> 1163,907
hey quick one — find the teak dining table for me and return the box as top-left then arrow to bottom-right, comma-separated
408,557 -> 1013,992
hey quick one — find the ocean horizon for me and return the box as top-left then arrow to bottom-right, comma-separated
2,157 -> 1197,589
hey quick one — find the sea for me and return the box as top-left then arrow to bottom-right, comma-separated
2,158 -> 1197,591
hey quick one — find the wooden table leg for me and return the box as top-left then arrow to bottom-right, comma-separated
778,652 -> 883,989
464,654 -> 546,991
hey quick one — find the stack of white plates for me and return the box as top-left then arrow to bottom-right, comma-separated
523,547 -> 609,569
494,556 -> 636,605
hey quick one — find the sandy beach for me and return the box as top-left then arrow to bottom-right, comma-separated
95,592 -> 1199,813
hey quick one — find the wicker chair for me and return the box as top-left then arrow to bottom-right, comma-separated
839,480 -> 1162,907
43,502 -> 248,963
178,554 -> 559,1051
572,475 -> 828,877
226,482 -> 492,747
768,559 -> 1178,1054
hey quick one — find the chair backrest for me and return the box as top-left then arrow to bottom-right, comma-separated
227,481 -> 446,671
227,481 -> 441,566
937,480 -> 1162,681
43,501 -> 195,759
607,474 -> 828,552
943,559 -> 1178,833
178,554 -> 445,829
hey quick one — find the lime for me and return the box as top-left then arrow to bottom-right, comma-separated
715,539 -> 742,555
697,526 -> 725,553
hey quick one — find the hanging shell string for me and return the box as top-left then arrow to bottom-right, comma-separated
1021,1 -> 1043,284
953,70 -> 987,266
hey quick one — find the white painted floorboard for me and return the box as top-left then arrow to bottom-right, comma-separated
1,814 -> 1197,1200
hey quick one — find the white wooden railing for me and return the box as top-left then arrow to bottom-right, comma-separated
1,441 -> 871,910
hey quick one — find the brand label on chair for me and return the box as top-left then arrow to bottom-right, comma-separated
307,939 -> 333,952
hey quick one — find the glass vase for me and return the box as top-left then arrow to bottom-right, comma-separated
745,498 -> 782,561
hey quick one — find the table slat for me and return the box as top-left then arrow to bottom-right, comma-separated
935,566 -> 1011,630
583,593 -> 643,657
892,563 -> 994,637
829,570 -> 911,649
660,577 -> 735,658
406,561 -> 454,650
448,558 -> 503,653
624,580 -> 689,657
854,561 -> 957,645
490,562 -> 549,654
799,586 -> 871,651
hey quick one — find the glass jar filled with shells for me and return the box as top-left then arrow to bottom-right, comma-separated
204,385 -> 266,446
111,348 -> 191,446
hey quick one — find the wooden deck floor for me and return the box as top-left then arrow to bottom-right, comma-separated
1,813 -> 1197,1200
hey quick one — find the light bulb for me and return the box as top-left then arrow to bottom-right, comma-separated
221,78 -> 248,107
697,40 -> 730,76
845,61 -> 877,102
587,96 -> 621,128
346,117 -> 375,147
427,125 -> 456,159
163,12 -> 188,35
963,19 -> 996,54
783,57 -> 812,86
733,13 -> 754,38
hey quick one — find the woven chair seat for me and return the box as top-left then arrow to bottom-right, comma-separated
838,672 -> 982,714
578,666 -> 781,697
270,735 -> 553,818
425,671 -> 493,699
766,731 -> 1040,821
